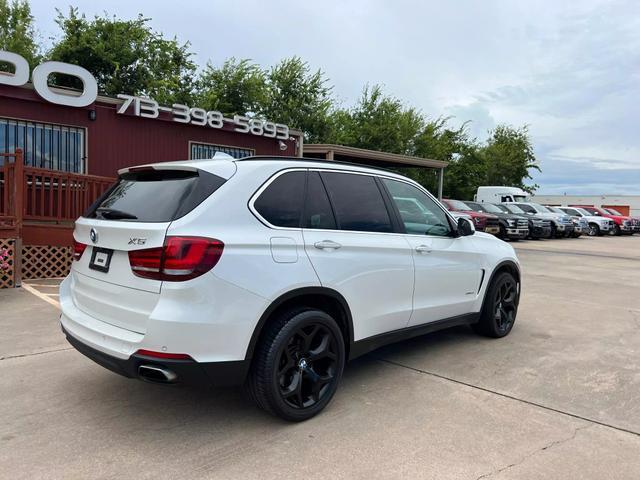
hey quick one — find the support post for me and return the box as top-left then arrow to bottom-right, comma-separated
437,167 -> 444,200
13,149 -> 24,287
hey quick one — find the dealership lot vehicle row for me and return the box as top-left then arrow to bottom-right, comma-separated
1,236 -> 639,479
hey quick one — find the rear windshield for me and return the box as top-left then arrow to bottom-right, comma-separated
84,169 -> 226,222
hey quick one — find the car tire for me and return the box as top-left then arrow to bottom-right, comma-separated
550,224 -> 557,238
246,308 -> 345,422
588,223 -> 599,236
473,271 -> 519,338
610,224 -> 620,236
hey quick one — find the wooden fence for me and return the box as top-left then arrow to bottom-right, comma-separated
1,149 -> 116,287
1,149 -> 115,227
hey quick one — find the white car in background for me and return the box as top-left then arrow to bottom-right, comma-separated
59,157 -> 521,421
558,207 -> 614,236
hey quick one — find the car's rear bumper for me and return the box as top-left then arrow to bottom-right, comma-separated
62,324 -> 248,387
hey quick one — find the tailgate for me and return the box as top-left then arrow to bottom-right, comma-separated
68,166 -> 228,334
74,217 -> 169,294
71,218 -> 169,333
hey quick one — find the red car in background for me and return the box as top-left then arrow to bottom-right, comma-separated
603,208 -> 640,233
441,199 -> 501,235
570,205 -> 635,235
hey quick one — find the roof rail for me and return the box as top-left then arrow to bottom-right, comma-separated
234,155 -> 403,175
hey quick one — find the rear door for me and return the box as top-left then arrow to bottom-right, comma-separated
380,178 -> 483,325
302,170 -> 414,340
70,167 -> 227,333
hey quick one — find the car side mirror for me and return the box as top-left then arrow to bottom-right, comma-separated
457,217 -> 475,236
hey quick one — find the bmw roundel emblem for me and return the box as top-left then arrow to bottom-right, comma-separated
90,228 -> 98,244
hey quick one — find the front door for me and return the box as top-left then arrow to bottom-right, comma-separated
302,170 -> 414,341
380,178 -> 484,326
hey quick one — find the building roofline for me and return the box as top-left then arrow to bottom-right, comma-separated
3,83 -> 305,136
303,143 -> 448,169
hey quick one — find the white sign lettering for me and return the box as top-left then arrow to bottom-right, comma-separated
116,94 -> 290,140
0,51 -> 97,107
0,50 -> 291,139
32,61 -> 98,108
0,51 -> 29,86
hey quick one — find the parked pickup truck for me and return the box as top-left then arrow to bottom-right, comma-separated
464,201 -> 529,240
602,208 -> 640,233
546,206 -> 587,237
571,206 -> 634,236
558,207 -> 613,236
440,199 -> 501,235
507,202 -> 574,238
495,203 -> 552,239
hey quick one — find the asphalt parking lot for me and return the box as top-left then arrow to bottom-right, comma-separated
1,236 -> 639,479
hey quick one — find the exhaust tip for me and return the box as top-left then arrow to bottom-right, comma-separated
138,365 -> 178,384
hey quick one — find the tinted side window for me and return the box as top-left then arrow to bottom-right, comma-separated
304,171 -> 336,230
321,172 -> 392,233
254,171 -> 305,227
382,179 -> 451,236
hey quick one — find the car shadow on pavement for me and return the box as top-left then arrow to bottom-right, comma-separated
67,325 -> 480,432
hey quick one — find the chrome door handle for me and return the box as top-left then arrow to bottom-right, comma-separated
415,245 -> 432,254
314,240 -> 342,250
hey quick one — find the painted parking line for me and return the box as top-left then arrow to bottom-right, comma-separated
22,282 -> 61,309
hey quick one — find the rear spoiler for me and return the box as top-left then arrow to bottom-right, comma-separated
118,164 -> 199,175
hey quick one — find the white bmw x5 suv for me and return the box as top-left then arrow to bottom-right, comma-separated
60,157 -> 521,421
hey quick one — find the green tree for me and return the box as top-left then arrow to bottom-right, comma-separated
195,58 -> 267,116
481,125 -> 539,193
0,0 -> 41,71
261,57 -> 333,142
326,85 -> 424,154
48,8 -> 196,105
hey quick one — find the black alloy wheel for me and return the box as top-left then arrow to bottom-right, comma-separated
276,323 -> 339,410
588,224 -> 599,236
473,271 -> 519,338
610,224 -> 620,236
247,308 -> 345,422
492,276 -> 517,335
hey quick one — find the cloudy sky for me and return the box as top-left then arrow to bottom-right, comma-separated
30,0 -> 640,194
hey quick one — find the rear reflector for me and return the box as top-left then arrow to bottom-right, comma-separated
73,240 -> 87,261
128,236 -> 224,281
135,349 -> 193,360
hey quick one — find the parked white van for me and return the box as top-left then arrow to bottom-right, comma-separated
475,186 -> 530,204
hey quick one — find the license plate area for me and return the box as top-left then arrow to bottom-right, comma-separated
89,247 -> 113,273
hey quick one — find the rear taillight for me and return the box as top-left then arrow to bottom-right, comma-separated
128,236 -> 224,281
73,240 -> 87,261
